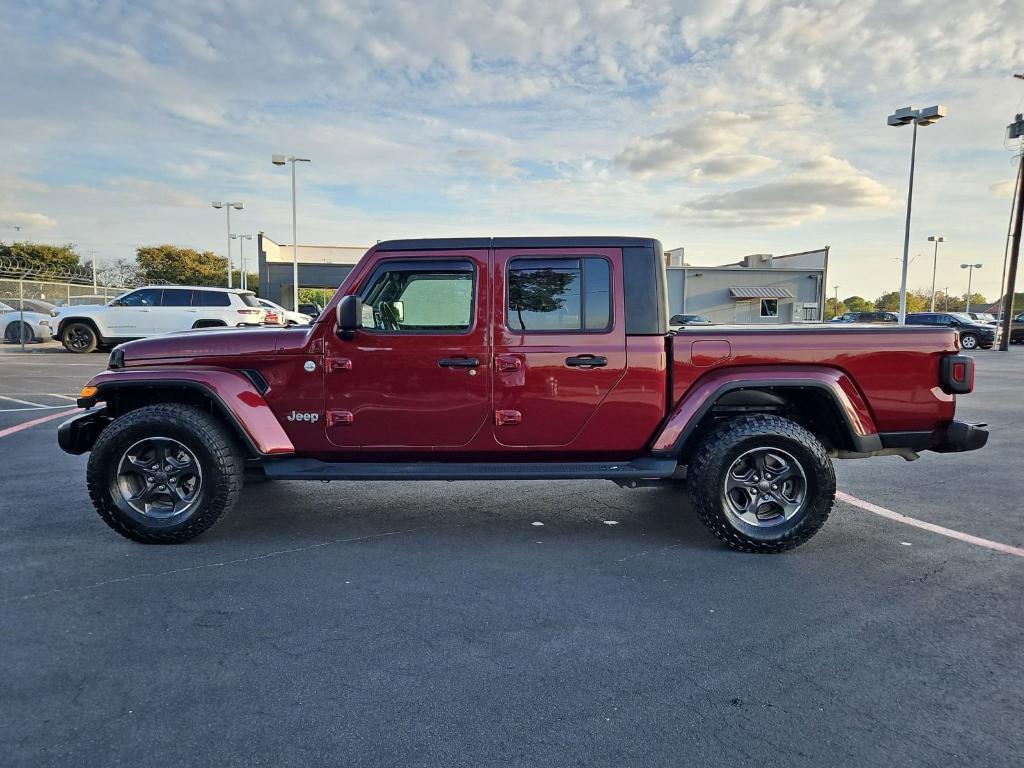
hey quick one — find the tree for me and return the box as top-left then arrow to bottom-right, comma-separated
0,241 -> 81,271
842,295 -> 873,313
136,245 -> 227,286
825,297 -> 843,320
875,291 -> 927,313
507,268 -> 575,330
96,258 -> 143,288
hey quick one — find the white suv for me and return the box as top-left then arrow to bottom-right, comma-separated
56,286 -> 266,353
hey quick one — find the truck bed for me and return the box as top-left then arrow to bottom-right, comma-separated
669,325 -> 959,433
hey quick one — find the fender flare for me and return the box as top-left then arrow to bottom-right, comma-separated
76,367 -> 294,456
651,365 -> 880,457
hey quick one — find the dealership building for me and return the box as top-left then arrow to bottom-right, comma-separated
665,247 -> 829,324
257,233 -> 366,309
257,233 -> 828,324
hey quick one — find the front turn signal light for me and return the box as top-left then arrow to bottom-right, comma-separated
80,386 -> 98,399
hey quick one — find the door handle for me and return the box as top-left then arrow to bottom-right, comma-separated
565,355 -> 607,368
438,357 -> 480,368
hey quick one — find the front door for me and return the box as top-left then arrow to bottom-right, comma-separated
111,287 -> 163,337
324,251 -> 491,450
491,247 -> 627,447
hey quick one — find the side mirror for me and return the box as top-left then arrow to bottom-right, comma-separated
336,295 -> 364,339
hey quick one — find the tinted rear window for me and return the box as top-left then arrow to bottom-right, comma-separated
161,289 -> 193,307
239,292 -> 261,308
193,291 -> 230,307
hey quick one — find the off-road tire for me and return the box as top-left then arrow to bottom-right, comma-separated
687,414 -> 835,553
62,322 -> 98,353
87,404 -> 244,544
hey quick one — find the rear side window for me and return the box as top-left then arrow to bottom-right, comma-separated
507,257 -> 611,332
193,291 -> 230,307
161,289 -> 193,307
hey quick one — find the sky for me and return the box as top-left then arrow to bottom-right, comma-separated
3,0 -> 1024,301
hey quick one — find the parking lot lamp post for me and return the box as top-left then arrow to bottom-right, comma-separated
272,155 -> 311,311
928,236 -> 944,311
212,201 -> 243,288
231,234 -> 253,290
888,105 -> 948,324
961,263 -> 982,313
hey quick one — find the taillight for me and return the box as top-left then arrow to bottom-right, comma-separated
237,309 -> 261,315
940,354 -> 974,395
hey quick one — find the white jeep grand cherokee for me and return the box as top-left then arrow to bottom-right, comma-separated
56,286 -> 266,353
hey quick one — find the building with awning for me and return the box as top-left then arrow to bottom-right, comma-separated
666,248 -> 828,324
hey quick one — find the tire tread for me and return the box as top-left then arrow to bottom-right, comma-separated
86,404 -> 243,544
688,414 -> 835,553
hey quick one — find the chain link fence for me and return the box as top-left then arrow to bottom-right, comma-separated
0,257 -> 151,351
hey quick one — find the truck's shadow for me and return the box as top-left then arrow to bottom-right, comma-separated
222,479 -> 720,551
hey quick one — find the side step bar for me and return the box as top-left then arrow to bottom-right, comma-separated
262,457 -> 678,482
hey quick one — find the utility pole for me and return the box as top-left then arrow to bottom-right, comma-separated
998,88 -> 1024,351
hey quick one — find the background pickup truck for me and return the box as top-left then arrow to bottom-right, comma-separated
60,236 -> 987,552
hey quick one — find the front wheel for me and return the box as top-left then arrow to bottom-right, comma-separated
63,322 -> 98,353
86,404 -> 244,543
687,415 -> 836,553
960,333 -> 979,350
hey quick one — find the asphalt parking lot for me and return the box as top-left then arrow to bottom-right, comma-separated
1,348 -> 1022,767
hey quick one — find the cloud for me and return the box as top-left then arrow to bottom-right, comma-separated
989,179 -> 1016,198
615,112 -> 778,182
664,155 -> 893,227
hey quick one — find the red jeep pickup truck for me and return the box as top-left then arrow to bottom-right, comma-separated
59,237 -> 987,552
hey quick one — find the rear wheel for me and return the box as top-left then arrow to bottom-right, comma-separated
687,415 -> 835,553
4,321 -> 33,344
87,404 -> 244,543
63,322 -> 98,353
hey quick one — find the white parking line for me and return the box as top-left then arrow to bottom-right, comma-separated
0,395 -> 50,408
837,491 -> 1024,559
46,393 -> 78,400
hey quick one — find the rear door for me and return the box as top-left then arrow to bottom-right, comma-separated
157,288 -> 195,332
324,251 -> 491,450
491,247 -> 626,447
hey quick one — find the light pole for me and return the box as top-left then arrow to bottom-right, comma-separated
212,201 -> 243,288
272,155 -> 311,311
961,263 -> 982,313
927,236 -> 944,311
888,105 -> 948,324
231,234 -> 253,290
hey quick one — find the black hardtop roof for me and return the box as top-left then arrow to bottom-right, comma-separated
375,236 -> 661,252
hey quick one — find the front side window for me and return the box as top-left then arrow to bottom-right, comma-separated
361,261 -> 474,332
120,289 -> 161,307
507,257 -> 611,332
760,299 -> 779,318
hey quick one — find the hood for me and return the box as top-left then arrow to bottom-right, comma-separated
117,326 -> 285,363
